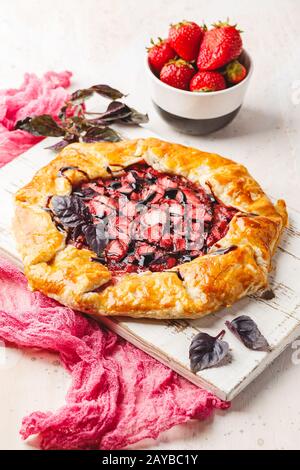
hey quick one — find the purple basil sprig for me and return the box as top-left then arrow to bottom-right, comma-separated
15,84 -> 148,150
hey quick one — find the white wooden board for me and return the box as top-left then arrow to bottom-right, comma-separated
0,133 -> 299,401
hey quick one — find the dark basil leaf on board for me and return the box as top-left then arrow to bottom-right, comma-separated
225,315 -> 271,351
189,330 -> 229,373
51,195 -> 92,228
82,223 -> 108,255
15,115 -> 65,137
82,126 -> 121,143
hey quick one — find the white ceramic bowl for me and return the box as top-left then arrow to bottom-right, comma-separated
145,50 -> 253,135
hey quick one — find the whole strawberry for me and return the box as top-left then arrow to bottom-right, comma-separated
197,21 -> 243,71
160,59 -> 195,90
147,38 -> 176,75
168,21 -> 204,61
190,71 -> 226,92
225,60 -> 247,84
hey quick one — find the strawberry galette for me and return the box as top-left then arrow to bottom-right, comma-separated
13,138 -> 287,319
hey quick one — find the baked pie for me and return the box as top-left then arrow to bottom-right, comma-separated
13,138 -> 287,319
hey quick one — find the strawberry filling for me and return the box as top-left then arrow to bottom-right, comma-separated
68,163 -> 237,275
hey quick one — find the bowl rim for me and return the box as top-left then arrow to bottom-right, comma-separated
145,49 -> 253,97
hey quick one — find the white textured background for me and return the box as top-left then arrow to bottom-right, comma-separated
0,0 -> 300,450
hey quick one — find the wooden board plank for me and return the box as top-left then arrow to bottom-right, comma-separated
0,134 -> 299,401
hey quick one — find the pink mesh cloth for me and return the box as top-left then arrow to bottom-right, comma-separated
0,71 -> 71,167
0,72 -> 229,450
0,257 -> 228,449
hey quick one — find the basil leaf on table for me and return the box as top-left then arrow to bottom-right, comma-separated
189,330 -> 230,373
225,315 -> 271,351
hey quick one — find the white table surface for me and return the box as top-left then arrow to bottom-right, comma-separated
0,0 -> 300,450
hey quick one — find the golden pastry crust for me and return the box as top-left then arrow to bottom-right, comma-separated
13,138 -> 287,319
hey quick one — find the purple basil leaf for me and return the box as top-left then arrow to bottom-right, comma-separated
87,102 -> 147,126
225,315 -> 271,351
82,126 -> 121,143
90,84 -> 125,100
90,101 -> 132,123
189,330 -> 229,373
15,115 -> 65,137
82,223 -> 108,256
70,84 -> 125,104
51,195 -> 92,228
120,107 -> 149,125
69,223 -> 86,241
70,88 -> 94,104
46,139 -> 73,152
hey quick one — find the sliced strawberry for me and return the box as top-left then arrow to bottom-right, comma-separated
167,200 -> 185,217
126,171 -> 137,185
173,237 -> 186,252
139,186 -> 164,205
141,207 -> 168,227
145,224 -> 163,244
180,188 -> 201,206
106,240 -> 128,262
71,162 -> 237,276
135,243 -> 156,257
159,175 -> 178,190
119,199 -> 137,218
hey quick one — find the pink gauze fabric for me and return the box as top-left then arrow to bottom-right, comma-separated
0,257 -> 229,450
0,72 -> 229,450
0,71 -> 72,167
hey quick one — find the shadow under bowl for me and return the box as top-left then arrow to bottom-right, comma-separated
153,103 -> 242,135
